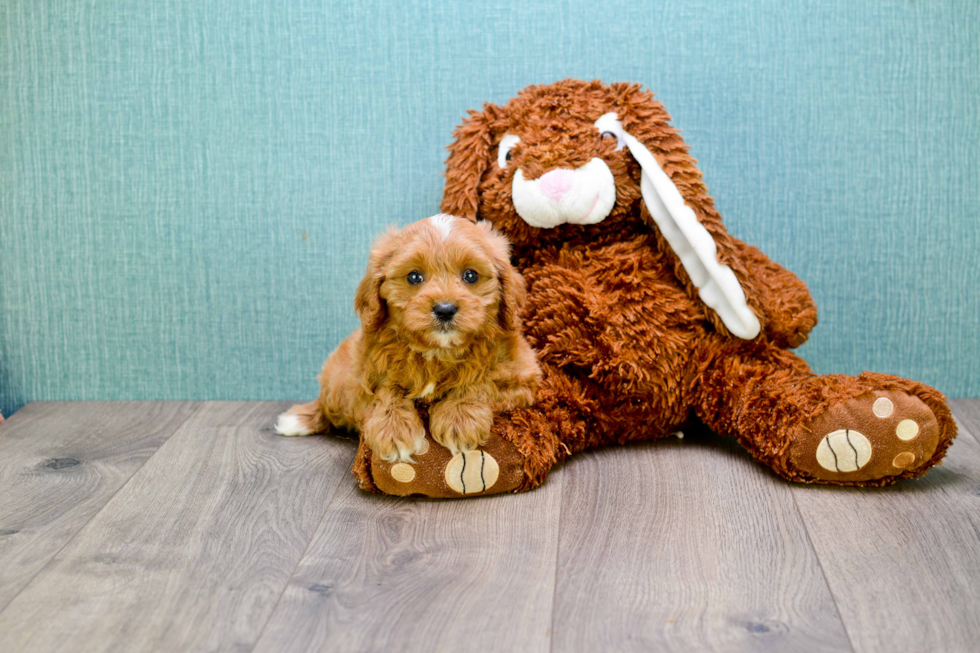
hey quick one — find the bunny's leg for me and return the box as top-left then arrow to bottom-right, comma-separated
355,363 -> 601,496
691,338 -> 956,485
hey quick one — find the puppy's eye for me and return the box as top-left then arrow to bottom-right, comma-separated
497,134 -> 521,169
462,269 -> 479,284
407,270 -> 424,285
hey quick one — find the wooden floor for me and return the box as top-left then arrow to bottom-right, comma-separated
0,401 -> 978,652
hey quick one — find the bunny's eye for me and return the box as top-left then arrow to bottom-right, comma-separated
594,114 -> 626,152
497,134 -> 521,168
407,271 -> 424,285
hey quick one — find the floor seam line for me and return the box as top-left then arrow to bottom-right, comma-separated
948,402 -> 980,448
547,468 -> 567,653
791,489 -> 859,653
248,450 -> 351,652
0,401 -> 202,616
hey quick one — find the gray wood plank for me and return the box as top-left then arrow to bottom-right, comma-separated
552,434 -> 852,653
950,399 -> 980,447
252,464 -> 565,652
0,401 -> 354,653
0,401 -> 197,611
792,400 -> 980,653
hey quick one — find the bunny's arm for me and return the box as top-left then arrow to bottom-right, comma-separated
638,196 -> 816,348
728,238 -> 817,348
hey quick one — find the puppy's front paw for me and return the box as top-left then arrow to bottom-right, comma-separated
362,407 -> 427,463
430,400 -> 493,454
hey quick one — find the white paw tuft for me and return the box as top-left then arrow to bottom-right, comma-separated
275,413 -> 312,437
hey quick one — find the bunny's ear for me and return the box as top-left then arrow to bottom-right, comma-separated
440,104 -> 499,222
595,112 -> 761,340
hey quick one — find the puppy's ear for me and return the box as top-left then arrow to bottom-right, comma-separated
478,221 -> 526,332
441,104 -> 499,222
354,228 -> 399,334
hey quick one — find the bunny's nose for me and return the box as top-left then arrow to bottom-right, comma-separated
433,302 -> 458,322
538,169 -> 575,202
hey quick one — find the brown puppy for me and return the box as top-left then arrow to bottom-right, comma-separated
276,214 -> 541,463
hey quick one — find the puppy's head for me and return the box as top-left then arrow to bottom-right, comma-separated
354,214 -> 525,350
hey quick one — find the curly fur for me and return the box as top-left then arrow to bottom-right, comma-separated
434,79 -> 956,489
278,215 -> 541,463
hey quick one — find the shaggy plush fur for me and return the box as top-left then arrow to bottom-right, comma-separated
353,79 -> 955,495
277,215 -> 541,464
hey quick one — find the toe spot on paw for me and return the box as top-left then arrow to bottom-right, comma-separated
390,463 -> 416,483
816,430 -> 872,472
893,452 -> 916,469
872,397 -> 894,418
445,450 -> 499,494
896,419 -> 920,441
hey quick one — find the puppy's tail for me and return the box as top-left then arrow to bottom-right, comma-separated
275,400 -> 330,437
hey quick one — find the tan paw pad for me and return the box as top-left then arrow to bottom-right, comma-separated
816,430 -> 872,472
445,450 -> 499,494
390,463 -> 416,483
896,419 -> 919,441
872,397 -> 894,418
893,452 -> 915,469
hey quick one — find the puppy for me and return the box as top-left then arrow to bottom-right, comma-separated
275,214 -> 541,463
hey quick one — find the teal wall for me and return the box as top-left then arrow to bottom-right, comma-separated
1,0 -> 978,417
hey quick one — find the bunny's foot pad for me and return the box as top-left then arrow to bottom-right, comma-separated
370,433 -> 525,498
792,391 -> 941,483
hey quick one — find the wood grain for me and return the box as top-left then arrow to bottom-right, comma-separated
792,400 -> 980,653
551,434 -> 852,653
0,402 -> 354,653
0,401 -> 197,611
252,464 -> 565,652
950,399 -> 980,448
2,401 -> 979,652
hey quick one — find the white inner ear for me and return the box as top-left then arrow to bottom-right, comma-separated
594,113 -> 761,340
498,134 -> 520,168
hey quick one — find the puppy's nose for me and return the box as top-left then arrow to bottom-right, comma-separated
432,302 -> 458,322
538,168 -> 575,202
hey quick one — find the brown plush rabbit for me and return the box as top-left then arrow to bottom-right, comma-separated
354,79 -> 956,497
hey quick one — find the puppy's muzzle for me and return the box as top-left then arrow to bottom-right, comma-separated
432,302 -> 458,324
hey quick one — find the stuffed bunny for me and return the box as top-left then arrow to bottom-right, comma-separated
354,79 -> 956,497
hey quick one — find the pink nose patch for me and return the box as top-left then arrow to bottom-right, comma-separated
538,169 -> 575,202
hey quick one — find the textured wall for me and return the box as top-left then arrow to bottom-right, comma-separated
1,0 -> 978,417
